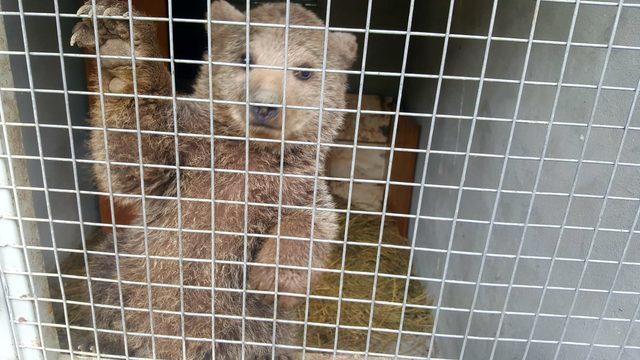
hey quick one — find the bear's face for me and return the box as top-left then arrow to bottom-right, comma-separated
205,1 -> 357,142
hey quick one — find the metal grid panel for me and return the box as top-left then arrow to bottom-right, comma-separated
0,0 -> 638,359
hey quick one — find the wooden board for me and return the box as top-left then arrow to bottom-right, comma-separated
327,95 -> 421,237
336,94 -> 394,143
327,145 -> 387,211
387,116 -> 421,236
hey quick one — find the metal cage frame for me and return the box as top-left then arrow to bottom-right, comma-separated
0,0 -> 639,359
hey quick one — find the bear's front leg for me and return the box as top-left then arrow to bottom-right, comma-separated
249,209 -> 338,309
70,0 -> 179,201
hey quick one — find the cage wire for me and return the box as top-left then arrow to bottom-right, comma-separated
0,0 -> 639,359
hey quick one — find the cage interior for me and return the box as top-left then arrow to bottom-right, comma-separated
1,0 -> 639,359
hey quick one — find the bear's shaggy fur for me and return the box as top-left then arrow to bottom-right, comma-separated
61,0 -> 357,358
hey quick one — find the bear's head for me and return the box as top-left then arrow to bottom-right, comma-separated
195,1 -> 358,144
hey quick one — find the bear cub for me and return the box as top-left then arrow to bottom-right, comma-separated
61,0 -> 357,359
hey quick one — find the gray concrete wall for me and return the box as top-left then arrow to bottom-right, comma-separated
404,1 -> 640,359
2,0 -> 98,275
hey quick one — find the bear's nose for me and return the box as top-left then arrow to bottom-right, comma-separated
250,106 -> 279,126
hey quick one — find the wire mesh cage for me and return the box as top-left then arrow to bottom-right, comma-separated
0,0 -> 639,359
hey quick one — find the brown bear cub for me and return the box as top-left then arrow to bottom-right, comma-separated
61,0 -> 357,358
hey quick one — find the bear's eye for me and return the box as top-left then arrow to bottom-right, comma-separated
240,53 -> 252,66
294,65 -> 313,81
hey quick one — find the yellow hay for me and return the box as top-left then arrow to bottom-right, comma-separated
299,215 -> 433,356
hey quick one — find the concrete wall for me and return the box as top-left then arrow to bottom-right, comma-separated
404,1 -> 640,359
1,0 -> 98,274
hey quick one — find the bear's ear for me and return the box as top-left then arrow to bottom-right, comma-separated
211,0 -> 245,22
329,31 -> 358,69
